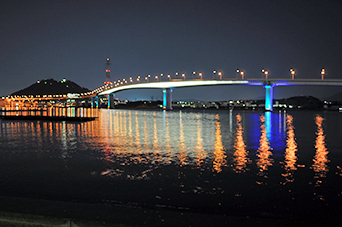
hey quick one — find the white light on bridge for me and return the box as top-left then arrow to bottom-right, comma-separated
99,79 -> 250,95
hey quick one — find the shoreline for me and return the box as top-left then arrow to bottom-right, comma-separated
0,195 -> 337,227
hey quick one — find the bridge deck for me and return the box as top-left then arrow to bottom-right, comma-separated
98,78 -> 342,95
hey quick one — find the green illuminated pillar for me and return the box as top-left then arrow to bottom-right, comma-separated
107,94 -> 114,109
264,84 -> 273,111
163,88 -> 172,110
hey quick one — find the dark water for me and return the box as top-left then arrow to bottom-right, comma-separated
1,108 -> 342,221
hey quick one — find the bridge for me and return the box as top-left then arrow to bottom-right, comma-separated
94,78 -> 342,111
4,78 -> 342,111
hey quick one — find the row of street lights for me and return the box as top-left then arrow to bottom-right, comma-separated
110,68 -> 327,87
289,68 -> 326,80
112,71 -> 213,86
95,68 -> 328,94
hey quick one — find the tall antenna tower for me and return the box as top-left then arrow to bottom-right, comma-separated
104,57 -> 112,84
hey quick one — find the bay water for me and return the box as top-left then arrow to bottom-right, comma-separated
0,108 -> 342,224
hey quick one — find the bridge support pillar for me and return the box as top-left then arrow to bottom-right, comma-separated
264,84 -> 274,111
92,96 -> 99,108
91,97 -> 95,108
163,88 -> 172,110
75,99 -> 80,108
108,94 -> 114,109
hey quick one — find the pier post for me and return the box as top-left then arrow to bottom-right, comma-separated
163,88 -> 172,110
264,83 -> 274,111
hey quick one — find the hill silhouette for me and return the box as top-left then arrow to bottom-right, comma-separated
277,95 -> 323,109
11,79 -> 90,96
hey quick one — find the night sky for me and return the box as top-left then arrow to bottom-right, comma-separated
1,0 -> 342,101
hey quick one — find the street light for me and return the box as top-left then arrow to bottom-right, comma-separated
240,71 -> 244,80
199,72 -> 203,79
193,71 -> 196,79
236,69 -> 240,79
218,72 -> 222,80
213,70 -> 216,79
261,69 -> 269,79
155,75 -> 159,81
321,68 -> 325,80
182,73 -> 186,80
167,74 -> 171,80
290,69 -> 295,80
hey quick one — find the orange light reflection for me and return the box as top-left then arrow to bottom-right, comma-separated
282,115 -> 298,184
163,111 -> 172,165
256,115 -> 273,178
194,114 -> 207,167
178,112 -> 188,167
232,114 -> 250,173
213,114 -> 227,173
312,115 -> 329,183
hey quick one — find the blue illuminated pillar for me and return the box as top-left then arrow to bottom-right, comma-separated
264,84 -> 274,111
91,96 -> 95,108
96,95 -> 99,108
163,88 -> 172,110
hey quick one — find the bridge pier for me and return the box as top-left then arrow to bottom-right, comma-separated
75,99 -> 80,108
264,84 -> 274,111
163,88 -> 172,110
91,96 -> 99,108
108,94 -> 114,108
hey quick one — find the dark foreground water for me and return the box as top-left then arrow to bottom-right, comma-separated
0,108 -> 342,225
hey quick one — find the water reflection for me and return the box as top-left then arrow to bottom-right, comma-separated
232,114 -> 250,173
0,107 -> 98,118
163,111 -> 172,165
264,111 -> 272,140
128,111 -> 133,149
3,108 -> 342,220
178,111 -> 188,167
312,115 -> 329,185
282,115 -> 298,184
1,109 -> 334,180
152,113 -> 160,154
194,114 -> 206,167
256,114 -> 273,179
213,114 -> 227,173
134,111 -> 143,161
